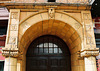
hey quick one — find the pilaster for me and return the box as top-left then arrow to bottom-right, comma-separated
80,11 -> 99,71
2,9 -> 20,57
2,9 -> 20,71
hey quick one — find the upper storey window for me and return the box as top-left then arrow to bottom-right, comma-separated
48,0 -> 55,2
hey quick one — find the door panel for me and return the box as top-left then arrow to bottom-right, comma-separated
27,56 -> 48,71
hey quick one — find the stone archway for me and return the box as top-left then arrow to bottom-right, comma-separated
18,18 -> 82,71
2,9 -> 99,71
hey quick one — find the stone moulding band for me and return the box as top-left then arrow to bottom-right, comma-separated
2,48 -> 19,57
77,48 -> 99,59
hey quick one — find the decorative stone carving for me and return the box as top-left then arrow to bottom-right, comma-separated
77,48 -> 99,59
11,19 -> 19,24
11,12 -> 18,19
85,25 -> 92,31
10,24 -> 18,31
2,49 -> 19,57
2,45 -> 19,57
86,37 -> 94,44
49,8 -> 55,18
83,13 -> 91,20
8,37 -> 17,44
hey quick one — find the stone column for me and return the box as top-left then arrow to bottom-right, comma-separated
2,47 -> 19,71
78,48 -> 99,71
84,56 -> 97,71
4,57 -> 17,71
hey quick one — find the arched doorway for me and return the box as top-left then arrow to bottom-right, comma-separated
26,35 -> 71,71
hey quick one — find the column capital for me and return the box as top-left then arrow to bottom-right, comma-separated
77,48 -> 99,59
2,47 -> 19,58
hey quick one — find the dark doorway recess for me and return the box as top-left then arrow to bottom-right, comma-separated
26,35 -> 71,71
48,0 -> 56,2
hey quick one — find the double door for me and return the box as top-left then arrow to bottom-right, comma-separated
26,55 -> 70,71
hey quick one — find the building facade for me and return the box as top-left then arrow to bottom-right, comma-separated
0,0 -> 99,71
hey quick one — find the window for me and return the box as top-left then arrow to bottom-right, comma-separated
48,0 -> 56,2
27,35 -> 70,56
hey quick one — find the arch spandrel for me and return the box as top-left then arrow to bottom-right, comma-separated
19,12 -> 83,38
